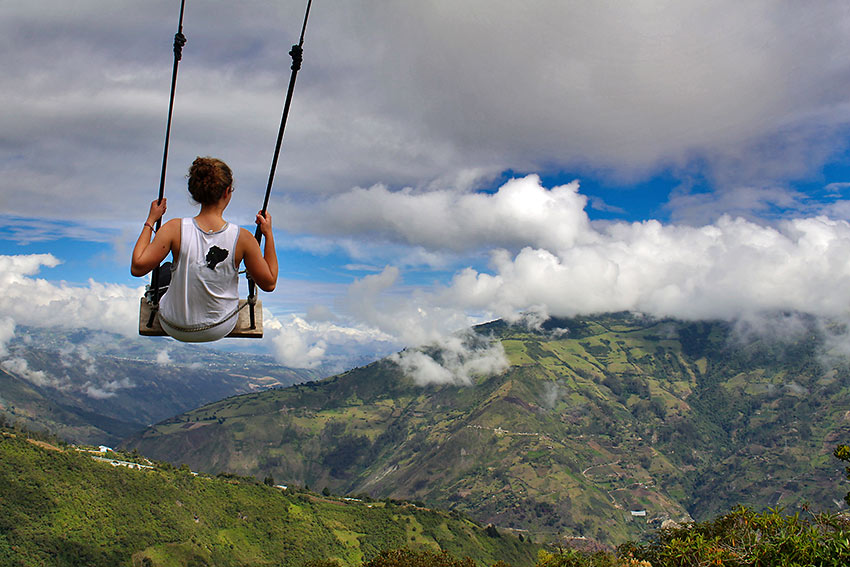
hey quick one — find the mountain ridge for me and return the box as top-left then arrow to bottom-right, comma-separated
124,312 -> 850,544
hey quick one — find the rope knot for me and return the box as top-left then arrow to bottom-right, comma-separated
289,44 -> 303,71
173,32 -> 187,61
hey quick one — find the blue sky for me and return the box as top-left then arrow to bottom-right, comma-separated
4,1 -> 850,374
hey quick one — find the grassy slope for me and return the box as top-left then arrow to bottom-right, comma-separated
125,314 -> 850,545
0,430 -> 538,567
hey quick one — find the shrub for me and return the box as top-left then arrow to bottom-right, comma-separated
363,549 -> 477,567
538,505 -> 850,567
536,548 -> 620,567
619,506 -> 850,567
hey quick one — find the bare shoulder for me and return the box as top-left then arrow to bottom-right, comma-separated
237,227 -> 260,251
161,218 -> 182,232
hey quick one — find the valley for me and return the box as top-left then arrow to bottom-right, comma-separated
0,326 -> 322,445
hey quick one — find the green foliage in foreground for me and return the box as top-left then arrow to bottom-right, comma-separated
623,506 -> 850,566
538,507 -> 850,567
315,505 -> 850,567
362,549 -> 477,567
834,444 -> 850,507
0,428 -> 537,567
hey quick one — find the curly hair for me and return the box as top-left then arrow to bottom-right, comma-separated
187,157 -> 233,205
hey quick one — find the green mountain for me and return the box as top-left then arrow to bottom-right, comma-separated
0,427 -> 537,567
0,327 -> 321,445
124,313 -> 850,545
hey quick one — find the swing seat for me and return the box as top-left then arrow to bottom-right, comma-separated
139,298 -> 263,338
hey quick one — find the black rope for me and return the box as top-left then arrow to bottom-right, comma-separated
148,0 -> 187,327
248,0 -> 313,328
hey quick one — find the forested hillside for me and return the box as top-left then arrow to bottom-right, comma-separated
126,313 -> 850,544
0,426 -> 537,567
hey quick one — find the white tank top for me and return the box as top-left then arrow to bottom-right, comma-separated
159,218 -> 240,337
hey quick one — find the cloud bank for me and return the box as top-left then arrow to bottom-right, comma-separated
443,214 -> 850,322
0,255 -> 141,336
4,1 -> 850,228
291,176 -> 850,328
6,165 -> 850,377
0,254 -> 398,372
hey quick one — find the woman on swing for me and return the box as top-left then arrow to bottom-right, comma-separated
131,157 -> 278,342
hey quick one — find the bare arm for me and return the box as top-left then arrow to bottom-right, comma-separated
239,211 -> 278,292
131,199 -> 178,277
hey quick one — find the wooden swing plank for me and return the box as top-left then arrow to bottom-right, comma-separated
139,298 -> 263,338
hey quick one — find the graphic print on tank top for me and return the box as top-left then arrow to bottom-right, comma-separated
205,246 -> 229,270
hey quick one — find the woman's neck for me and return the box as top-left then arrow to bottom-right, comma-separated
195,203 -> 227,233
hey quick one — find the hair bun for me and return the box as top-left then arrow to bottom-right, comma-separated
187,157 -> 233,205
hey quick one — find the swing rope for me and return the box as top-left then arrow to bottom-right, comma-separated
145,0 -> 312,332
147,0 -> 187,328
248,0 -> 313,328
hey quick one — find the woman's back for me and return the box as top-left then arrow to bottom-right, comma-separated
131,156 -> 278,343
158,218 -> 240,341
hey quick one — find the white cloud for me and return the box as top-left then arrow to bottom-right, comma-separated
0,317 -> 15,357
59,344 -> 97,375
279,176 -> 591,252
268,317 -> 327,369
0,349 -> 134,397
541,382 -> 561,410
390,332 -> 508,386
666,186 -> 809,226
83,378 -> 134,400
7,154 -> 850,378
76,345 -> 95,364
0,255 -> 141,336
440,214 -> 850,322
265,312 -> 396,371
341,267 -> 478,348
155,348 -> 172,365
1,357 -> 65,390
84,385 -> 117,400
304,304 -> 339,323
